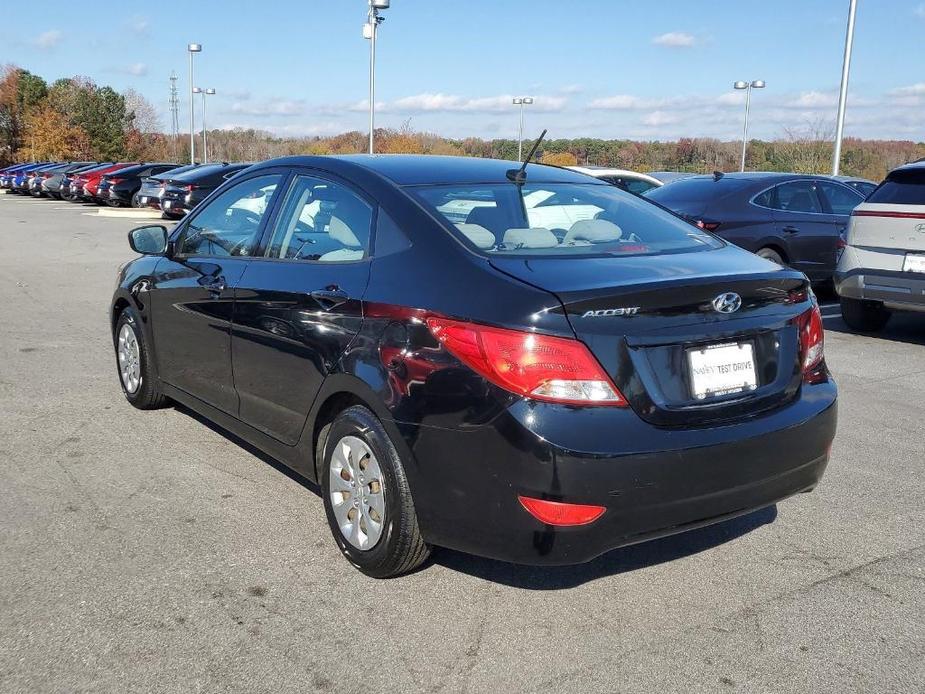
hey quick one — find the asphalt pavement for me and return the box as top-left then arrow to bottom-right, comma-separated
0,194 -> 922,693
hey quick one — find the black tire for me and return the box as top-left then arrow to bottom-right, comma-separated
840,297 -> 890,332
113,307 -> 169,410
106,199 -> 123,208
320,405 -> 430,578
757,247 -> 785,265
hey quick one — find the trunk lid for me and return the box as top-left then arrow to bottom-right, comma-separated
849,203 -> 925,253
490,246 -> 811,426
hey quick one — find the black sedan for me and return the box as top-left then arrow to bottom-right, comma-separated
159,162 -> 250,218
111,155 -> 836,577
645,172 -> 865,282
97,162 -> 180,207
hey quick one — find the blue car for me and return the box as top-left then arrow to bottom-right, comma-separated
1,162 -> 44,190
12,163 -> 56,194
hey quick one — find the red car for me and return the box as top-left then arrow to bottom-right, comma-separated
70,162 -> 139,203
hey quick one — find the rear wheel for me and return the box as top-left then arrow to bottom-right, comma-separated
840,297 -> 890,332
321,405 -> 430,578
756,247 -> 785,265
114,308 -> 168,409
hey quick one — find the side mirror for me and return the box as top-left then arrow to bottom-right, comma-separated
128,225 -> 169,255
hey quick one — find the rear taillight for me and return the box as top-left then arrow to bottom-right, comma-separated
184,184 -> 197,192
797,304 -> 825,382
518,496 -> 606,526
42,172 -> 53,178
108,177 -> 123,185
696,220 -> 721,231
426,317 -> 627,406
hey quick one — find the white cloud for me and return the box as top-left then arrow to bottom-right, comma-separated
128,16 -> 150,36
371,92 -> 567,114
888,82 -> 925,97
34,30 -> 63,49
588,94 -> 654,110
126,63 -> 148,77
787,91 -> 838,108
642,111 -> 680,127
652,31 -> 697,48
230,99 -> 306,117
915,3 -> 925,18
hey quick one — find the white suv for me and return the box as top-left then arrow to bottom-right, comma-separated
836,161 -> 925,331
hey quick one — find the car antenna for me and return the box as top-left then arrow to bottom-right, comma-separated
713,170 -> 724,181
506,129 -> 547,184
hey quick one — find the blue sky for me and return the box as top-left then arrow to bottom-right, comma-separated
5,1 -> 925,141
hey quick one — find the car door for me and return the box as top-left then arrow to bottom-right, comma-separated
231,172 -> 374,445
149,172 -> 285,413
769,180 -> 832,280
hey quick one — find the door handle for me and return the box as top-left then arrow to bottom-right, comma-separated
310,288 -> 350,310
199,275 -> 226,297
782,225 -> 799,234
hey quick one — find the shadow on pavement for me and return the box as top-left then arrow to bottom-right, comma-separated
822,307 -> 925,347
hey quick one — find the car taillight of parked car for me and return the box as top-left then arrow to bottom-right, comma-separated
108,178 -> 122,185
797,304 -> 825,384
426,317 -> 627,406
696,220 -> 721,231
184,184 -> 198,193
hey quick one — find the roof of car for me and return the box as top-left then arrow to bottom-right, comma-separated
893,159 -> 925,173
250,154 -> 603,186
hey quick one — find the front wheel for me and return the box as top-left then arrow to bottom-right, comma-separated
840,297 -> 890,332
321,405 -> 430,578
114,308 -> 168,409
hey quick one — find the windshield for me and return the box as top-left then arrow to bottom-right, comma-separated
410,182 -> 722,257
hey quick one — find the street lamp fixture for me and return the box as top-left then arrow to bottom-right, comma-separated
364,0 -> 390,154
187,43 -> 202,165
513,97 -> 534,162
733,79 -> 765,172
193,87 -> 216,163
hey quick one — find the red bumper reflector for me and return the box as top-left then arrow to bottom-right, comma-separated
518,496 -> 606,526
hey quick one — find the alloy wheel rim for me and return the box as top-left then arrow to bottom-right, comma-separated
117,324 -> 142,394
328,435 -> 386,550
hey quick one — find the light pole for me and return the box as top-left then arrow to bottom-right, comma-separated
194,88 -> 216,163
734,79 -> 765,172
512,97 -> 534,162
364,0 -> 389,155
187,43 -> 202,164
832,0 -> 858,176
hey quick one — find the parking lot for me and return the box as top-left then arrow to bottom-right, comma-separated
0,194 -> 922,693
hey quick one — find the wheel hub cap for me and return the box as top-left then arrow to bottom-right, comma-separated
117,323 -> 141,394
328,436 -> 386,550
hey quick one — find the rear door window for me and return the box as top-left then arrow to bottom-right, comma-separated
771,181 -> 823,214
266,175 -> 373,262
867,169 -> 925,205
817,181 -> 863,215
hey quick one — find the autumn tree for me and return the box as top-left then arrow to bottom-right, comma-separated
0,66 -> 48,162
541,151 -> 578,166
17,102 -> 89,160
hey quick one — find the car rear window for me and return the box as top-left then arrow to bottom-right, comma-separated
644,177 -> 751,205
409,182 -> 723,257
866,169 -> 925,205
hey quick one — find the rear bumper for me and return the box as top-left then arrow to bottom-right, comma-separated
402,381 -> 837,565
835,268 -> 925,311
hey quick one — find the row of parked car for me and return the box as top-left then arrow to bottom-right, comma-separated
0,159 -> 251,219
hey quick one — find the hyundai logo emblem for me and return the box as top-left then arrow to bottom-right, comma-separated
916,223 -> 925,233
712,292 -> 742,314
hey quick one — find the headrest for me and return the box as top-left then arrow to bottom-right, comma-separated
329,216 -> 362,248
319,248 -> 365,262
564,219 -> 623,244
455,223 -> 496,249
502,227 -> 558,249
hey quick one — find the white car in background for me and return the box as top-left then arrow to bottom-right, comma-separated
568,166 -> 663,195
835,161 -> 925,331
